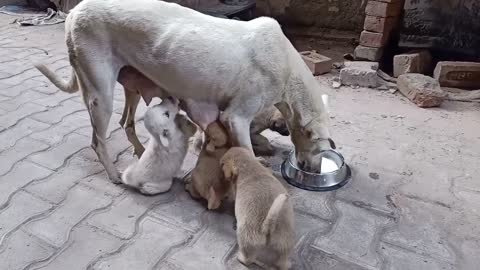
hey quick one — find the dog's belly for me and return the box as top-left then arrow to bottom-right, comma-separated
118,66 -> 219,130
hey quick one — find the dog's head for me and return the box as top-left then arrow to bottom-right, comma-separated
269,109 -> 289,136
276,95 -> 336,173
144,97 -> 180,147
175,113 -> 197,139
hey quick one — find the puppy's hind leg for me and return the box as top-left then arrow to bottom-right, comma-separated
76,62 -> 120,183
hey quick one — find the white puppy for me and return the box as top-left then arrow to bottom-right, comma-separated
122,98 -> 196,195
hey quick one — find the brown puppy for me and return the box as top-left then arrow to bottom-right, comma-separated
186,121 -> 233,210
221,147 -> 294,270
250,106 -> 289,156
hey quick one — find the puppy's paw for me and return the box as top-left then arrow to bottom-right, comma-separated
109,173 -> 122,185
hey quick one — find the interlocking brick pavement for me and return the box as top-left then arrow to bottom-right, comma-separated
0,12 -> 479,270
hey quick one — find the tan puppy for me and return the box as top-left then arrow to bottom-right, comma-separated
186,121 -> 232,210
250,106 -> 289,156
220,147 -> 294,270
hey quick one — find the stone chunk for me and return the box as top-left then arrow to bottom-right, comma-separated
300,51 -> 333,75
365,0 -> 403,17
354,45 -> 384,61
340,61 -> 379,88
359,30 -> 390,48
433,61 -> 480,89
393,50 -> 432,77
397,73 -> 447,107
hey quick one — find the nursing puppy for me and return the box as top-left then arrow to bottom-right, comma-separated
186,121 -> 232,210
221,147 -> 294,270
122,98 -> 196,195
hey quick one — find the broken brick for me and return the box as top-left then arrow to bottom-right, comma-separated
397,73 -> 447,108
393,50 -> 432,77
300,51 -> 333,75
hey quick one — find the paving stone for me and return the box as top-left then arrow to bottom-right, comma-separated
81,171 -> 125,198
0,68 -> 45,86
33,224 -> 123,270
380,242 -> 455,270
87,190 -> 173,239
25,153 -> 102,204
0,102 -> 47,129
0,78 -> 46,97
382,196 -> 456,263
0,136 -> 49,176
0,229 -> 55,269
168,212 -> 236,270
0,117 -> 49,152
25,184 -> 112,247
29,111 -> 90,145
30,99 -> 86,124
301,245 -> 369,270
92,216 -> 190,270
285,185 -> 334,220
458,239 -> 480,270
0,191 -> 52,244
434,61 -> 480,89
393,50 -> 432,77
0,90 -> 47,111
399,161 -> 458,208
0,161 -> 52,206
33,91 -> 81,107
336,162 -> 403,215
397,73 -> 447,108
340,61 -> 379,88
313,200 -> 392,269
28,133 -> 90,170
151,182 -> 207,232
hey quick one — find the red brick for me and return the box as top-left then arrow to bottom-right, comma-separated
300,51 -> 333,75
433,61 -> 480,89
359,31 -> 390,48
365,1 -> 403,17
364,16 -> 397,33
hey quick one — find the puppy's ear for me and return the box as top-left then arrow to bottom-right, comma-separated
275,102 -> 292,121
207,186 -> 221,210
221,159 -> 238,182
205,140 -> 216,154
159,129 -> 170,147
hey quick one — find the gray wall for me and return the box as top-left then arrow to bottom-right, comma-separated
256,0 -> 366,32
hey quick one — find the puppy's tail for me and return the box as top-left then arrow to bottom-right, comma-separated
35,63 -> 79,93
262,193 -> 288,236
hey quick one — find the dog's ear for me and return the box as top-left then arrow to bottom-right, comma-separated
207,186 -> 221,210
159,129 -> 170,147
205,140 -> 216,154
221,159 -> 238,182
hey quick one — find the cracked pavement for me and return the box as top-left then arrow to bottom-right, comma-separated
0,13 -> 479,270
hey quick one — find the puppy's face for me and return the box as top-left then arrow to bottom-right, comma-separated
289,121 -> 336,173
206,122 -> 229,148
144,97 -> 179,147
269,110 -> 289,136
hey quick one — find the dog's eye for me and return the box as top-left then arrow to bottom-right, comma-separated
164,111 -> 169,118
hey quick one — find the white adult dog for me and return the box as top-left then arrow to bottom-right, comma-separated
122,97 -> 196,195
35,0 -> 335,183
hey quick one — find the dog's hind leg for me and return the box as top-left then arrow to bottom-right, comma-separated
76,62 -> 121,183
122,88 -> 144,158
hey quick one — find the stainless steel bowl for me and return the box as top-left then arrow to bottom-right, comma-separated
281,150 -> 351,191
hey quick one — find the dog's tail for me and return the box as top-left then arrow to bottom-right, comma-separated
262,193 -> 288,236
35,63 -> 79,93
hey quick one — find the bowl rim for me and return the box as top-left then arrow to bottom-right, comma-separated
285,149 -> 346,176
